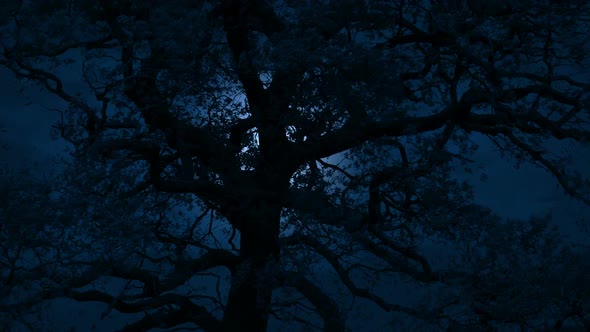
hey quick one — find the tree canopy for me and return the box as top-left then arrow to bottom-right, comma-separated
1,1 -> 590,331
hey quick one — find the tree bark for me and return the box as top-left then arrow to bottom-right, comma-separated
221,197 -> 282,332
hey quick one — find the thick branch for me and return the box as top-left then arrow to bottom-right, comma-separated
298,234 -> 433,319
282,271 -> 346,332
294,110 -> 451,162
64,291 -> 221,332
284,189 -> 364,232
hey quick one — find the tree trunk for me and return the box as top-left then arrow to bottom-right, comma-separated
221,198 -> 282,332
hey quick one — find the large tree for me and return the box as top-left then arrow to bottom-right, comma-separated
1,0 -> 590,331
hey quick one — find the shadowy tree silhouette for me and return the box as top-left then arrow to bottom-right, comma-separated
1,1 -> 589,331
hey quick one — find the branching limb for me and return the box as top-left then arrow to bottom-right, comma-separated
281,271 -> 346,332
504,132 -> 590,205
296,234 -> 438,320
